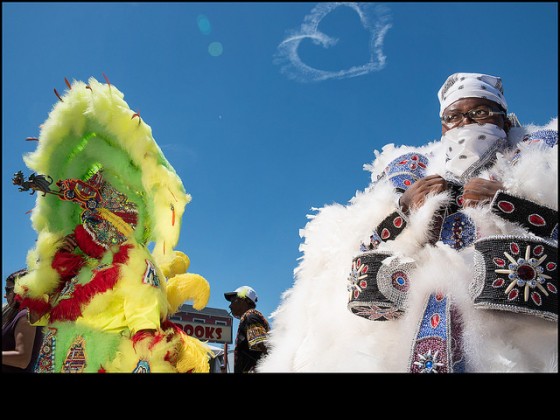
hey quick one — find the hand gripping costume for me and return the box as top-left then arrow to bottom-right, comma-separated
259,115 -> 558,372
14,77 -> 213,373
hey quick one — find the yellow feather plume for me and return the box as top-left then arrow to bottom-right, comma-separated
159,251 -> 190,278
166,273 -> 210,313
176,334 -> 213,373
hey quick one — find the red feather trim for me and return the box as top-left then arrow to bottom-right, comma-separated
112,244 -> 133,265
148,332 -> 164,351
49,245 -> 131,322
161,319 -> 184,342
132,330 -> 155,348
20,297 -> 51,317
49,265 -> 119,322
160,319 -> 174,330
52,251 -> 86,279
74,224 -> 106,259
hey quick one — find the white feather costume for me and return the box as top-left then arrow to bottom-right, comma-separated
259,118 -> 558,372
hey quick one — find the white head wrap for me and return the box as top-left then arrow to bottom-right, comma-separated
438,72 -> 507,117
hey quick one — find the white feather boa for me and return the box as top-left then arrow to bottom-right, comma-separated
259,118 -> 558,372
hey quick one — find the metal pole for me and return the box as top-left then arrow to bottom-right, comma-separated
223,343 -> 228,373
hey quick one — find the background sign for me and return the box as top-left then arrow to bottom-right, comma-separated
175,320 -> 232,344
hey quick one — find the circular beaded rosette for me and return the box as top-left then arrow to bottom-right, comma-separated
347,251 -> 416,321
470,235 -> 558,321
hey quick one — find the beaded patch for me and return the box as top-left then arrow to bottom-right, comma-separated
470,236 -> 558,321
61,335 -> 87,373
132,360 -> 151,373
444,181 -> 465,214
362,210 -> 408,252
438,180 -> 476,250
408,294 -> 464,373
247,325 -> 269,348
347,251 -> 415,321
523,129 -> 558,148
50,276 -> 80,308
383,152 -> 429,192
58,171 -> 138,248
511,129 -> 558,165
440,212 -> 476,250
142,259 -> 160,287
34,327 -> 57,373
361,229 -> 382,252
491,191 -> 558,239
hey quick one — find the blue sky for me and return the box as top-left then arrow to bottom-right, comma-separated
2,2 -> 558,347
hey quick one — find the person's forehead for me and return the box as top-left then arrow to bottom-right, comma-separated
444,97 -> 499,111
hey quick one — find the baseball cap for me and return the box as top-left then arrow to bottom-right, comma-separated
224,286 -> 258,305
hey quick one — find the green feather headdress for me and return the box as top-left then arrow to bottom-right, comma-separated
23,77 -> 190,266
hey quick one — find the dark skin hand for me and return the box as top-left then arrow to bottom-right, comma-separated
400,175 -> 504,212
399,174 -> 448,215
462,177 -> 503,208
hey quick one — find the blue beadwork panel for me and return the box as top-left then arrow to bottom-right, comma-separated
383,152 -> 429,191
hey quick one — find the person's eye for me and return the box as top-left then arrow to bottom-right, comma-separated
444,114 -> 460,123
470,108 -> 491,118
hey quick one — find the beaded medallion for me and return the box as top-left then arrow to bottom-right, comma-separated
347,251 -> 415,321
471,236 -> 558,321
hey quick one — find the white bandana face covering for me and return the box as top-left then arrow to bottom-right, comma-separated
441,123 -> 508,181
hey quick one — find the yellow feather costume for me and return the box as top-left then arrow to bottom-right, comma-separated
14,77 -> 212,373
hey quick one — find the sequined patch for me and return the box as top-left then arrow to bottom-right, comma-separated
61,335 -> 87,373
34,327 -> 57,373
440,212 -> 476,250
142,259 -> 160,287
409,294 -> 464,373
133,360 -> 151,373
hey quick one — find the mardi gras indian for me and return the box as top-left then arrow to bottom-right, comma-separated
259,73 -> 558,372
13,76 -> 213,373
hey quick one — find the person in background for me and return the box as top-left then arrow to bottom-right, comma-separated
2,269 -> 43,372
225,286 -> 269,373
